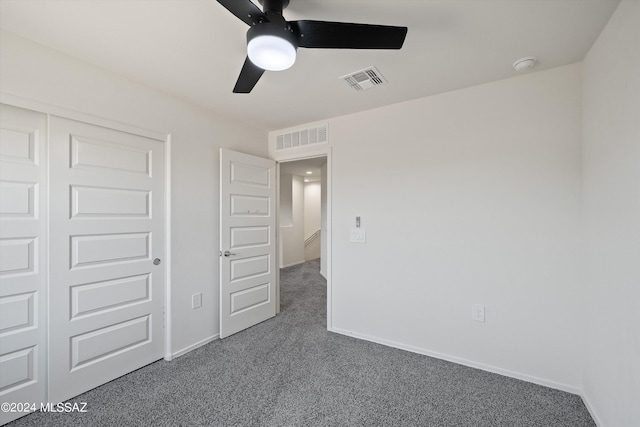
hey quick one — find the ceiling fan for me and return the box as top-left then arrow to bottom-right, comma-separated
217,0 -> 408,93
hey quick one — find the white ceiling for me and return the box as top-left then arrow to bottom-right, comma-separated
279,156 -> 326,182
0,0 -> 620,131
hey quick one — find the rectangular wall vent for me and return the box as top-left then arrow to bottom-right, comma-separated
276,124 -> 328,151
340,66 -> 387,91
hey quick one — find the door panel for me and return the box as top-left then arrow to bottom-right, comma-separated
70,315 -> 150,369
230,226 -> 270,249
220,149 -> 276,338
230,195 -> 270,215
230,283 -> 270,314
71,135 -> 151,174
230,255 -> 270,281
70,232 -> 151,267
0,104 -> 47,425
70,274 -> 150,319
48,117 -> 164,404
70,185 -> 151,218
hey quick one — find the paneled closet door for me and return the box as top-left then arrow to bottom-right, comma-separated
48,116 -> 165,404
0,104 -> 48,425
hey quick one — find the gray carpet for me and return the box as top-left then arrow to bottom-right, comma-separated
8,259 -> 595,426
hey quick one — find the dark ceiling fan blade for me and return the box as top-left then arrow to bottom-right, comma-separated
233,57 -> 265,93
290,20 -> 407,49
217,0 -> 268,26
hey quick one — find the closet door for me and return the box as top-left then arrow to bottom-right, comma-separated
0,104 -> 48,425
48,117 -> 165,404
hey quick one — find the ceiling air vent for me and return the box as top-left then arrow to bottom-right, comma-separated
276,124 -> 328,151
340,66 -> 387,91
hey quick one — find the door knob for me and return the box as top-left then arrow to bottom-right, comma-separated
153,258 -> 161,265
223,250 -> 236,257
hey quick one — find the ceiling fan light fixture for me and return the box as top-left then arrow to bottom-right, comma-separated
221,0 -> 408,93
246,22 -> 298,72
248,35 -> 296,71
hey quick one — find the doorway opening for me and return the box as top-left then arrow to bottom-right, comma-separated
277,155 -> 331,328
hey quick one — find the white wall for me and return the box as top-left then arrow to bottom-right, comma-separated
0,30 -> 267,356
270,63 -> 584,391
582,1 -> 640,425
304,182 -> 321,240
303,181 -> 321,260
280,174 -> 294,227
279,174 -> 305,267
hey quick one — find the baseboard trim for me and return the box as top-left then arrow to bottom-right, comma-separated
581,390 -> 604,427
329,327 -> 581,395
171,334 -> 219,359
281,260 -> 306,268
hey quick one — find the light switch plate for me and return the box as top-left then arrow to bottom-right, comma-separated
350,228 -> 366,243
472,304 -> 485,322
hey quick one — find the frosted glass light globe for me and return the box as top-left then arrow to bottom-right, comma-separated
248,35 -> 296,71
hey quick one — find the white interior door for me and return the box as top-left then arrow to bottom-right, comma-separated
220,149 -> 276,339
48,116 -> 165,403
0,104 -> 48,425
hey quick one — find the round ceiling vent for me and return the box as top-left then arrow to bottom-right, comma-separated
513,57 -> 537,72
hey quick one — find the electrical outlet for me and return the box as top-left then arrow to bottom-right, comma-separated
192,293 -> 202,309
472,304 -> 485,322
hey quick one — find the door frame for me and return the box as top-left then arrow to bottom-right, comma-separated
0,92 -> 174,361
275,149 -> 332,330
